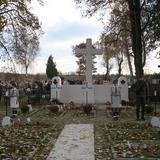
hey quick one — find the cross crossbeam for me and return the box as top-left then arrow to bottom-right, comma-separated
75,38 -> 103,85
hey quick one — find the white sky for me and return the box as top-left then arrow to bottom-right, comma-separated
30,0 -> 160,75
28,0 -> 105,74
0,0 -> 159,75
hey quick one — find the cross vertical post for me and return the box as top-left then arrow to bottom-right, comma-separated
55,84 -> 58,100
51,84 -> 62,100
82,83 -> 93,105
85,39 -> 93,85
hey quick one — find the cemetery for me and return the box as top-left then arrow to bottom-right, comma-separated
0,38 -> 159,160
1,0 -> 160,159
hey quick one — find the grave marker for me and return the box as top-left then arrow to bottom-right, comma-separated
47,124 -> 95,160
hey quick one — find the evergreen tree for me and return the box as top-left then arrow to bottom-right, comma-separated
46,55 -> 58,79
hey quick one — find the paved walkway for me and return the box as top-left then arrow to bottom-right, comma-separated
47,124 -> 95,160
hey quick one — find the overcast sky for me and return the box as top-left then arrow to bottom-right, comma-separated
1,0 -> 158,74
30,0 -> 160,75
28,0 -> 105,74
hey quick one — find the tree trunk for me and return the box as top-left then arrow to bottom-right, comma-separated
124,36 -> 133,76
25,66 -> 28,77
118,58 -> 123,76
127,0 -> 143,79
105,60 -> 110,80
142,34 -> 146,67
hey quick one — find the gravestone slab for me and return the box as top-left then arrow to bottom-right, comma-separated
47,124 -> 94,160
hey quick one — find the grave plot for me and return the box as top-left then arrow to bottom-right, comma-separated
106,121 -> 150,129
0,123 -> 61,159
95,124 -> 113,160
0,108 -> 63,160
104,122 -> 160,159
112,141 -> 160,159
108,129 -> 159,141
0,108 -> 97,160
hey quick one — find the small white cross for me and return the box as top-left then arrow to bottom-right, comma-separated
52,84 -> 62,99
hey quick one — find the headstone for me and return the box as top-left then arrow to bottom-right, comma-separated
52,76 -> 62,86
26,117 -> 31,124
150,116 -> 160,128
28,104 -> 33,112
118,76 -> 127,87
118,76 -> 128,102
51,76 -> 62,100
2,116 -> 12,127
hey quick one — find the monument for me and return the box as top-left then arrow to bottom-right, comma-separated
50,38 -> 128,104
75,39 -> 103,104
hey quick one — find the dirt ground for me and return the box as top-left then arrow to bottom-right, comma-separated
0,103 -> 160,160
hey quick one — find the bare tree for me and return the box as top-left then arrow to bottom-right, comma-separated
0,0 -> 43,72
13,26 -> 40,76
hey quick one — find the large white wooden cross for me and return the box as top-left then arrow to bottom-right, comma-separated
75,38 -> 103,85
